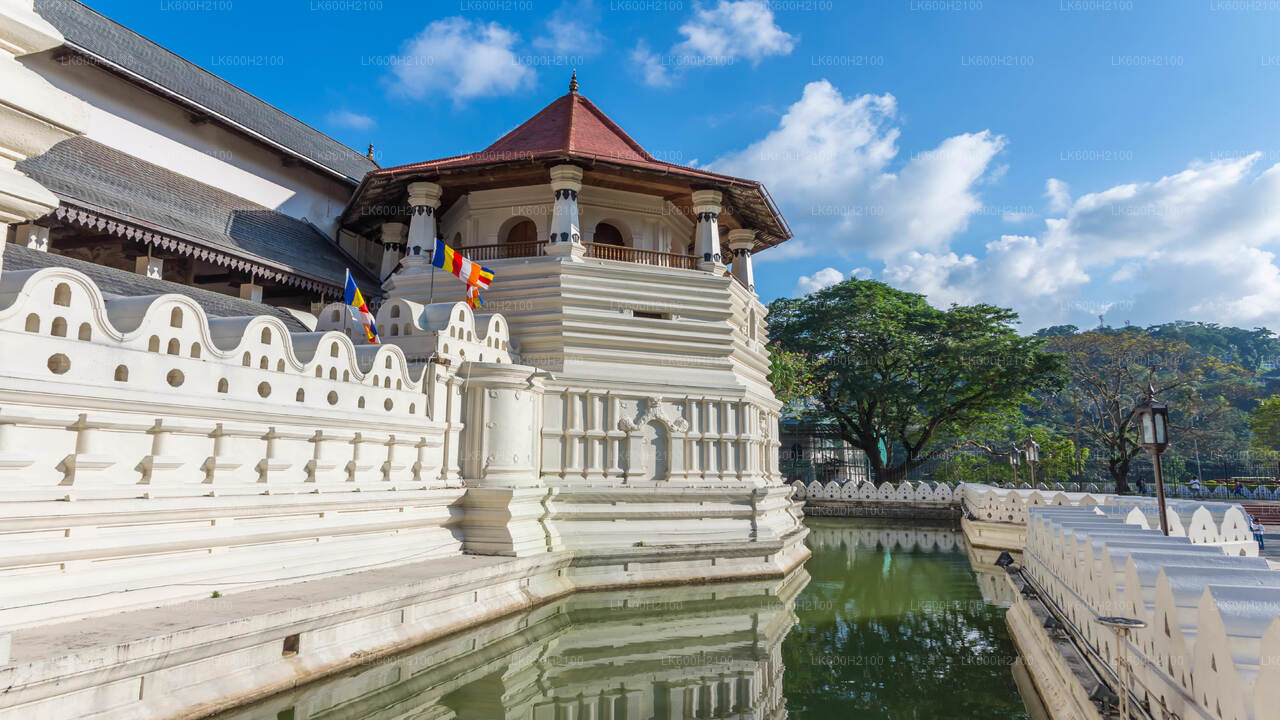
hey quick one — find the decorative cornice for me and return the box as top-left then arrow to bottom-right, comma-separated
52,201 -> 344,297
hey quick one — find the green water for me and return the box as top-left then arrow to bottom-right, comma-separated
786,519 -> 1030,720
212,519 -> 1029,719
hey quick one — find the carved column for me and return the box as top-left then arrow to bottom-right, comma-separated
404,181 -> 443,272
693,189 -> 724,273
727,228 -> 756,291
545,165 -> 584,260
378,221 -> 407,281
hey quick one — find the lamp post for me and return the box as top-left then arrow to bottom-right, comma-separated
1022,435 -> 1040,486
1134,385 -> 1170,535
1009,445 -> 1020,485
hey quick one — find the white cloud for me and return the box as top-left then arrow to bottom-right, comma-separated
389,18 -> 533,103
326,110 -> 375,130
884,154 -> 1280,330
710,80 -> 1006,260
631,41 -> 672,87
633,0 -> 795,87
674,0 -> 796,63
1044,178 -> 1070,212
535,0 -> 604,57
796,267 -> 845,295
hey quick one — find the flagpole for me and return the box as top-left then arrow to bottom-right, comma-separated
427,242 -> 436,305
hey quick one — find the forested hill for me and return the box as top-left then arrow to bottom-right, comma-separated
1035,322 -> 1280,376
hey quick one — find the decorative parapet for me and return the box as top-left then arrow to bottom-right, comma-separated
315,298 -> 514,366
0,264 -> 470,499
962,483 -> 1107,524
790,479 -> 964,505
1023,504 -> 1273,719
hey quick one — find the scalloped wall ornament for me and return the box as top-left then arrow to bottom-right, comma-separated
617,395 -> 689,433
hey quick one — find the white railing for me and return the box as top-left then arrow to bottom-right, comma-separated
1023,504 -> 1272,720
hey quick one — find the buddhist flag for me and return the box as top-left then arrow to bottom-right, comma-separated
432,238 -> 494,309
344,269 -> 379,344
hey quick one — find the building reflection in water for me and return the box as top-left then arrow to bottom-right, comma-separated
214,521 -> 1030,720
213,569 -> 810,720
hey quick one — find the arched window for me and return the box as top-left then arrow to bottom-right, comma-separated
593,222 -> 625,247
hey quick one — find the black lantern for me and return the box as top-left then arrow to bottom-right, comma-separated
1133,385 -> 1171,535
1134,388 -> 1169,452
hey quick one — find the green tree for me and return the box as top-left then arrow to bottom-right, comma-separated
1041,329 -> 1247,493
768,279 -> 1064,483
1250,394 -> 1280,452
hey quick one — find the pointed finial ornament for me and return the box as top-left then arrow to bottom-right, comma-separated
366,143 -> 375,160
569,70 -> 578,94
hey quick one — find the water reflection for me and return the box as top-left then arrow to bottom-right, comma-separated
215,571 -> 808,720
785,520 -> 1029,720
215,521 -> 1029,720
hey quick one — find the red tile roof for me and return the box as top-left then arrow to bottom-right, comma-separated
352,88 -> 793,249
485,91 -> 654,163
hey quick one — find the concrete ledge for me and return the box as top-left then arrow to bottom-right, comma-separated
1005,574 -> 1104,720
802,500 -> 961,520
961,516 -> 1026,551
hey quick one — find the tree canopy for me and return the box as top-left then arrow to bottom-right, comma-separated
768,279 -> 1063,483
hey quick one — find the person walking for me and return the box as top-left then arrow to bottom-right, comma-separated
1249,513 -> 1266,551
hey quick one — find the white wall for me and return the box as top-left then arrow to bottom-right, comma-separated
21,53 -> 354,234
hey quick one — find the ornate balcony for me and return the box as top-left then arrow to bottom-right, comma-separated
456,240 -> 702,271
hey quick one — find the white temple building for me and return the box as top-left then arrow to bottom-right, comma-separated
0,2 -> 808,718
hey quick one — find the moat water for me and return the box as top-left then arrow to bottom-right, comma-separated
213,519 -> 1030,720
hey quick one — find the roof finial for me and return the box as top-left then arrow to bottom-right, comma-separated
569,70 -> 578,94
366,143 -> 375,160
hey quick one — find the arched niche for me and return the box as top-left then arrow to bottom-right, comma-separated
498,215 -> 538,245
593,221 -> 627,247
592,219 -> 631,247
639,420 -> 669,482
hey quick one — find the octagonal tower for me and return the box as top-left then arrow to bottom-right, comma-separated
339,77 -> 794,493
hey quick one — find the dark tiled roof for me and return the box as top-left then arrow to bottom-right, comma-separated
34,0 -> 376,183
3,242 -> 310,333
18,137 -> 378,295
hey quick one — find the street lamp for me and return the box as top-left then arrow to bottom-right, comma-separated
1009,445 -> 1020,485
1022,435 -> 1040,486
1134,385 -> 1170,535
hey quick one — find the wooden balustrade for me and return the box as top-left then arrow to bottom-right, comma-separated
453,240 -> 702,271
456,241 -> 547,261
582,242 -> 701,270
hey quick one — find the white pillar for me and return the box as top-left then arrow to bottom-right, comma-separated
238,282 -> 263,303
459,364 -> 556,556
545,164 -> 584,260
134,255 -> 163,279
0,2 -> 88,225
727,228 -> 756,291
404,181 -> 442,273
692,189 -> 724,272
379,221 -> 407,281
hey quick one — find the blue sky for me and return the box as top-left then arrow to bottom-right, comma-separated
90,0 -> 1280,330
